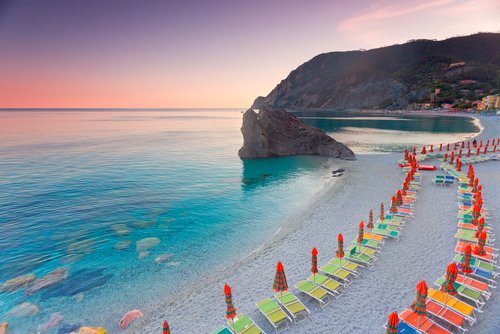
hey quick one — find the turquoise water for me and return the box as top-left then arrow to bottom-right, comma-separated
0,110 -> 478,332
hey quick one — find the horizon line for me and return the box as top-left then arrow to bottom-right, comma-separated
0,107 -> 247,111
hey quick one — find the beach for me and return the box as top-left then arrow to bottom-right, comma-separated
138,114 -> 500,333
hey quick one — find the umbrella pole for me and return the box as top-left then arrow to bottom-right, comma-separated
417,315 -> 420,329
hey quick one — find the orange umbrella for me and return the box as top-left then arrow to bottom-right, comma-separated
386,311 -> 399,334
273,261 -> 288,301
163,321 -> 171,334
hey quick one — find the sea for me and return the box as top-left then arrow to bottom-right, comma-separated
0,109 -> 479,332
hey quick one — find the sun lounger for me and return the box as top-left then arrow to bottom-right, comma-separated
456,262 -> 496,283
351,238 -> 382,251
343,246 -> 375,266
453,254 -> 498,274
295,280 -> 331,307
371,225 -> 400,239
426,299 -> 470,331
455,241 -> 497,262
455,273 -> 492,293
455,229 -> 495,244
212,326 -> 233,334
394,321 -> 419,333
427,289 -> 476,322
363,233 -> 385,242
307,274 -> 342,295
274,292 -> 309,323
328,258 -> 360,273
319,263 -> 356,284
346,244 -> 377,257
256,298 -> 291,333
399,308 -> 451,334
434,277 -> 485,308
228,314 -> 266,334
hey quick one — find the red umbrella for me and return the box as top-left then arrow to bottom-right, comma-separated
443,152 -> 448,162
461,141 -> 465,149
446,143 -> 450,151
460,244 -> 473,290
476,147 -> 481,156
386,311 -> 399,334
483,146 -> 487,154
429,144 -> 434,153
357,221 -> 364,253
390,196 -> 397,213
336,233 -> 345,267
421,146 -> 426,154
273,261 -> 288,301
466,148 -> 471,157
163,321 -> 171,334
439,143 -> 443,151
458,149 -> 462,158
224,283 -> 237,324
396,190 -> 403,206
413,147 -> 416,155
368,210 -> 374,229
475,217 -> 485,238
411,280 -> 428,329
475,232 -> 487,256
311,247 -> 318,281
380,202 -> 385,221
450,151 -> 455,163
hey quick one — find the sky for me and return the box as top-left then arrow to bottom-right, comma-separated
0,0 -> 499,108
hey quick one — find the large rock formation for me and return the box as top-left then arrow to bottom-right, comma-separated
238,106 -> 355,160
252,33 -> 500,110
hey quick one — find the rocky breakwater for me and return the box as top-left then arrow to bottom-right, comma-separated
238,106 -> 355,160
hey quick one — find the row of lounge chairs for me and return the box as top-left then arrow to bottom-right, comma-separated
214,168 -> 422,333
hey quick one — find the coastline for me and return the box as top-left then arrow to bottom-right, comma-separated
136,113 -> 499,333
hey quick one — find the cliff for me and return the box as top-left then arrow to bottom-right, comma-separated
238,106 -> 355,160
252,33 -> 500,110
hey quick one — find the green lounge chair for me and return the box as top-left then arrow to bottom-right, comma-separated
453,254 -> 497,273
343,246 -> 374,266
434,277 -> 485,309
228,314 -> 265,334
328,258 -> 360,273
455,229 -> 494,244
351,238 -> 382,251
346,244 -> 377,257
371,225 -> 400,240
295,280 -> 330,307
319,263 -> 355,284
307,274 -> 342,295
274,291 -> 309,323
256,298 -> 291,333
212,327 -> 234,334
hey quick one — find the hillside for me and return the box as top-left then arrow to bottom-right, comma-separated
252,33 -> 500,110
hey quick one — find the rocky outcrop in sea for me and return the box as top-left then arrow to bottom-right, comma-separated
238,106 -> 355,160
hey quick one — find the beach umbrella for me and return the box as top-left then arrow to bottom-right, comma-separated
493,145 -> 497,153
461,141 -> 465,149
411,280 -> 428,329
396,190 -> 403,206
273,261 -> 288,301
458,149 -> 462,158
357,221 -> 364,253
380,202 -> 385,221
461,244 -> 473,275
475,232 -> 487,256
404,149 -> 409,161
476,147 -> 481,156
475,217 -> 485,238
163,321 -> 171,334
336,233 -> 345,267
441,262 -> 458,306
401,186 -> 407,197
480,139 -> 483,147
386,311 -> 399,334
224,283 -> 237,323
454,142 -> 458,150
456,159 -> 461,171
466,148 -> 471,157
368,210 -> 374,229
413,147 -> 416,155
443,152 -> 448,162
430,144 -> 434,153
421,146 -> 426,154
311,247 -> 318,281
390,196 -> 397,213
483,145 -> 488,154
467,141 -> 470,148
450,151 -> 455,163
439,143 -> 443,151
472,204 -> 480,225
446,143 -> 450,151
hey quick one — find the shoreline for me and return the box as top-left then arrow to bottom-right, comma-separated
139,114 -> 499,333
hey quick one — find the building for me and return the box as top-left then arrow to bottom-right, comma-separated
479,95 -> 500,110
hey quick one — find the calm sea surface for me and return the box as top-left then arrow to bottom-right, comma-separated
0,110 -> 478,332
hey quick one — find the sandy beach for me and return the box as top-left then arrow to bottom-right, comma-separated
133,114 -> 499,334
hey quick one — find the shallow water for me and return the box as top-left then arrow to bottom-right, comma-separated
0,110 -> 478,332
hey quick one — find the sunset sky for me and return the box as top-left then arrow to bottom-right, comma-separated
1,0 -> 499,108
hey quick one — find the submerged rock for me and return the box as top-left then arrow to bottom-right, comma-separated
132,220 -> 156,228
0,323 -> 7,334
38,313 -> 64,334
67,239 -> 94,255
113,240 -> 132,251
41,268 -> 111,300
155,253 -> 173,264
238,106 -> 355,160
6,302 -> 39,317
135,237 -> 160,252
57,322 -> 80,334
1,273 -> 36,292
118,309 -> 143,330
137,251 -> 150,260
26,268 -> 68,295
111,224 -> 131,236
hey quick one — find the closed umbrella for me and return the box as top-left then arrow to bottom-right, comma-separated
336,233 -> 345,268
460,244 -> 473,289
386,311 -> 399,334
163,321 -> 171,334
411,280 -> 428,329
368,209 -> 374,229
273,261 -> 288,302
441,262 -> 458,306
357,221 -> 364,253
475,217 -> 485,238
430,144 -> 434,153
421,146 -> 426,154
380,202 -> 385,221
224,283 -> 237,323
396,190 -> 403,206
475,232 -> 487,256
390,196 -> 397,213
311,247 -> 318,282
443,152 -> 448,162
450,151 -> 455,164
